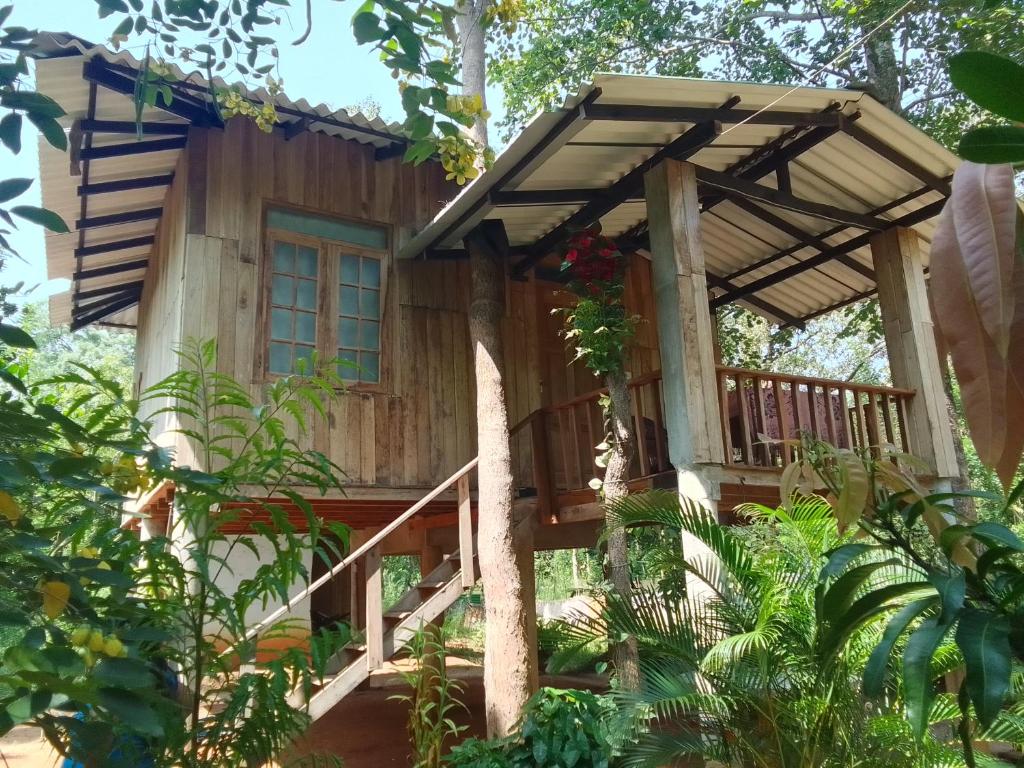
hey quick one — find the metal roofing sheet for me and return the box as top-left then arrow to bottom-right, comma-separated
399,72 -> 958,326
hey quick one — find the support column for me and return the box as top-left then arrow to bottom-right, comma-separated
464,219 -> 538,737
643,159 -> 725,513
871,227 -> 958,480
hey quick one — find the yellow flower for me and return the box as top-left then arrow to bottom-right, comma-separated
103,636 -> 125,658
69,626 -> 91,647
0,491 -> 21,522
88,629 -> 105,653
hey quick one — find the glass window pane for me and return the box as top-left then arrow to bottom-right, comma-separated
296,279 -> 317,311
339,285 -> 359,316
360,351 -> 379,383
337,349 -> 358,380
338,316 -> 358,347
340,254 -> 360,285
297,246 -> 318,277
361,257 -> 381,289
360,320 -> 380,350
269,342 -> 292,374
273,241 -> 295,273
295,311 -> 316,343
271,308 -> 293,340
268,208 -> 387,250
271,274 -> 294,305
360,288 -> 379,320
294,344 -> 314,373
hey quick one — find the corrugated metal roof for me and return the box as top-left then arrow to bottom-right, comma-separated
399,73 -> 958,326
33,32 -> 407,328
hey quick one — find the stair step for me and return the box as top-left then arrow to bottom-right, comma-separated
383,610 -> 412,623
415,579 -> 447,590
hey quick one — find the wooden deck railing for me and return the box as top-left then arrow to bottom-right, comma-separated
716,366 -> 914,467
515,367 -> 916,499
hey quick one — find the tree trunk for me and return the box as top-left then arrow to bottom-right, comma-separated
862,27 -> 902,112
466,222 -> 537,736
603,368 -> 641,692
941,363 -> 977,520
456,0 -> 490,150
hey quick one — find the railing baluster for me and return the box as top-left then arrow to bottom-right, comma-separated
632,390 -> 651,476
836,388 -> 849,449
530,411 -> 557,521
457,473 -> 475,587
569,405 -> 584,490
719,369 -> 734,465
651,379 -> 668,472
365,544 -> 384,671
737,375 -> 754,465
853,391 -> 868,451
880,392 -> 896,449
896,395 -> 911,453
806,381 -> 820,440
865,391 -> 882,457
555,409 -> 572,491
753,376 -> 769,466
772,377 -> 789,466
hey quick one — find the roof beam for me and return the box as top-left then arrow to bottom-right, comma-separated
74,286 -> 141,315
490,188 -> 642,206
76,207 -> 162,230
71,290 -> 142,331
74,235 -> 155,258
795,288 -> 877,326
73,258 -> 149,281
284,117 -> 310,140
841,121 -> 951,196
723,193 -> 875,281
78,174 -> 174,196
80,137 -> 186,161
583,103 -> 845,127
420,87 -> 604,254
80,119 -> 189,136
511,116 -> 725,278
709,198 -> 945,308
74,280 -> 145,301
82,59 -> 215,126
693,165 -> 889,230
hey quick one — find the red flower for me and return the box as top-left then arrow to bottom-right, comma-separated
565,248 -> 578,264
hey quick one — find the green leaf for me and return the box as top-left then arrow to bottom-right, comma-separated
28,113 -> 68,152
971,521 -> 1024,553
352,11 -> 384,43
949,52 -> 1024,123
955,608 -> 1011,728
0,177 -> 31,204
404,111 -> 434,140
0,112 -> 22,154
93,657 -> 154,689
0,323 -> 36,349
904,615 -> 955,740
10,205 -> 69,233
97,688 -> 163,736
864,597 -> 936,698
959,125 -> 1024,164
0,91 -> 65,118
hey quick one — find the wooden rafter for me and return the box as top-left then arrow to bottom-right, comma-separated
583,102 -> 845,127
78,174 -> 174,196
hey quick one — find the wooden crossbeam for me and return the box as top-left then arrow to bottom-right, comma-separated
694,165 -> 888,230
284,117 -> 311,140
75,280 -> 144,301
76,207 -> 162,230
78,174 -> 174,196
83,60 -> 215,126
74,235 -> 155,258
709,198 -> 945,308
583,103 -> 845,127
490,188 -> 641,206
74,286 -> 141,316
80,119 -> 189,136
841,122 -> 951,196
723,193 -> 875,281
511,117 -> 724,277
80,137 -> 187,161
74,258 -> 149,281
71,290 -> 142,330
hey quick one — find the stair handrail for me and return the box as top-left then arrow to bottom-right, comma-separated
220,455 -> 479,658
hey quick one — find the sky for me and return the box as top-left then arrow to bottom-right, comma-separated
2,0 -> 507,308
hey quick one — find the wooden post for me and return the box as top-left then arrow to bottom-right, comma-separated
871,227 -> 958,479
529,411 -> 558,522
644,159 -> 724,512
364,544 -> 383,671
457,473 -> 475,587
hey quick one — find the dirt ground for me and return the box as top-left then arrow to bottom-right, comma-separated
0,661 -> 606,768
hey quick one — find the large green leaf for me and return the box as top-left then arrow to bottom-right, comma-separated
904,615 -> 955,740
0,177 -> 31,204
864,596 -> 937,698
96,688 -> 163,736
955,608 -> 1012,728
10,205 -> 69,233
0,112 -> 22,153
0,322 -> 36,349
27,113 -> 67,152
949,52 -> 1024,123
92,657 -> 155,689
960,125 -> 1024,164
0,91 -> 65,118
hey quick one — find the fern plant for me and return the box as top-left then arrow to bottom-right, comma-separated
545,490 -> 984,767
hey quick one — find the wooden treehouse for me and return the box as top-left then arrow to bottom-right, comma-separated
35,32 -> 959,727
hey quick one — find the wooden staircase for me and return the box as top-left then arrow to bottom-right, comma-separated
221,459 -> 482,726
296,549 -> 477,721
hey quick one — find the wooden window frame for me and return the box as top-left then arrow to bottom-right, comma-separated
256,207 -> 392,394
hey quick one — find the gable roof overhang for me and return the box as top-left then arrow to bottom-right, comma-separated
399,74 -> 957,328
32,32 -> 409,330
